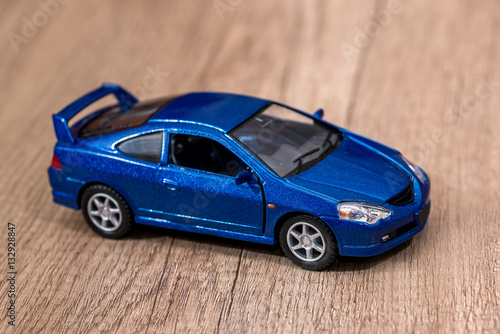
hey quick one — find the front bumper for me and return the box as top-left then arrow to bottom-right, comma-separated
322,174 -> 431,257
335,202 -> 430,257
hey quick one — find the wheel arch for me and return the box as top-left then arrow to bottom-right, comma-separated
273,211 -> 338,245
77,181 -> 136,217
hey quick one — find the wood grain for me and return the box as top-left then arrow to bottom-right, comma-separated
1,0 -> 499,332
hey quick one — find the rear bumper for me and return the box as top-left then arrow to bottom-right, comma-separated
48,167 -> 82,210
52,190 -> 79,210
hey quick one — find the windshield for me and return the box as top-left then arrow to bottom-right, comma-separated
230,103 -> 342,177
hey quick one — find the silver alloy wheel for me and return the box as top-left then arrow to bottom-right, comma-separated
87,193 -> 122,232
287,222 -> 326,262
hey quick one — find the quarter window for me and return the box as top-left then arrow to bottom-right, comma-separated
169,134 -> 247,177
117,132 -> 163,163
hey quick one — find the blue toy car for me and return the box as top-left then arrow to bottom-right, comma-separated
48,83 -> 430,270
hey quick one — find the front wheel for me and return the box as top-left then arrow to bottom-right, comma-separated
279,215 -> 338,271
81,185 -> 133,239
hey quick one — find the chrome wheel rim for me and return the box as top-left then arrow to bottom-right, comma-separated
287,222 -> 325,262
87,193 -> 122,232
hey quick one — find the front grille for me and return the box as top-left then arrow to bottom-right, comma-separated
387,181 -> 414,205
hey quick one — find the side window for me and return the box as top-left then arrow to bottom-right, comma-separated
169,134 -> 247,177
117,132 -> 163,163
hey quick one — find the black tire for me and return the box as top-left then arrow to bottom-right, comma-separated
81,185 -> 133,239
279,215 -> 338,271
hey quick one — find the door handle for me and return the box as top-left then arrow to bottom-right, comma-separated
162,179 -> 179,191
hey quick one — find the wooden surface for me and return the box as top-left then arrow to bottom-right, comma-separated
1,0 -> 499,332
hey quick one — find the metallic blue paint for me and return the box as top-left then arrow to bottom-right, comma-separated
292,135 -> 412,204
151,92 -> 269,132
48,84 -> 431,257
53,83 -> 137,143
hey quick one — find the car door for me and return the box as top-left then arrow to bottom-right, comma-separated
156,132 -> 264,235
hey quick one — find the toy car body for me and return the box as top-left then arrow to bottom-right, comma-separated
48,83 -> 431,270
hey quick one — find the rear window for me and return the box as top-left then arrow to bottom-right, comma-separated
78,96 -> 177,138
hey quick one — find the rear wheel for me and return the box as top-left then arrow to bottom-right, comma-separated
279,215 -> 338,271
81,185 -> 133,239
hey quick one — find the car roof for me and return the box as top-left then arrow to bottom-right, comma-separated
149,92 -> 270,133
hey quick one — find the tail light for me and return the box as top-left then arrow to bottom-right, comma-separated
51,155 -> 63,170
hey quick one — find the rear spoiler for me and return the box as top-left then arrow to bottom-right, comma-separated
52,83 -> 138,143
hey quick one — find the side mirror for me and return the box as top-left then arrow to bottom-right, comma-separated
313,108 -> 324,119
235,169 -> 257,185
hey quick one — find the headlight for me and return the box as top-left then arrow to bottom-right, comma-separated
338,202 -> 392,225
401,156 -> 425,183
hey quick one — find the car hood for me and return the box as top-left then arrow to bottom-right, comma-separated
289,134 -> 412,203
